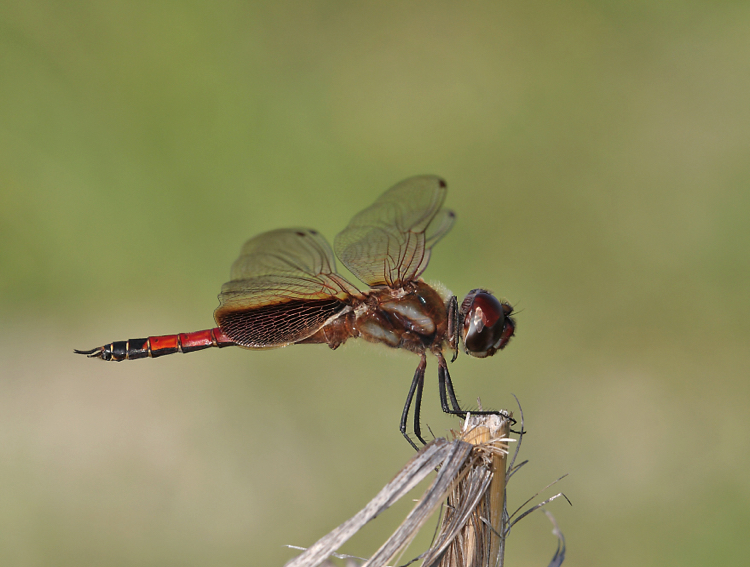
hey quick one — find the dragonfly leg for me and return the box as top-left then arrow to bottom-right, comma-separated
437,351 -> 504,418
400,354 -> 427,450
446,295 -> 460,363
412,359 -> 426,446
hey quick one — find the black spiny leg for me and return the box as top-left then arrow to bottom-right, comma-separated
400,354 -> 427,451
436,351 -> 501,418
446,295 -> 460,363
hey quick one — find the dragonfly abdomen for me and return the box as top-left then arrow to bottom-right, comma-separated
74,328 -> 235,361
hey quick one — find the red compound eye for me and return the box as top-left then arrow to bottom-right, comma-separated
460,290 -> 515,358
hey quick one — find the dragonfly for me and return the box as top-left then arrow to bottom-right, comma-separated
76,176 -> 516,449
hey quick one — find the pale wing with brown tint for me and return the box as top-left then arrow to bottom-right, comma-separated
334,176 -> 455,288
215,228 -> 360,348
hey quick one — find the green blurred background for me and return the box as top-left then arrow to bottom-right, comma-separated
2,1 -> 749,565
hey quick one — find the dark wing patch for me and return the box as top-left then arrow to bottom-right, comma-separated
216,298 -> 347,348
214,228 -> 360,347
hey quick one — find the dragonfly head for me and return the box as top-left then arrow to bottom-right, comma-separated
459,289 -> 515,358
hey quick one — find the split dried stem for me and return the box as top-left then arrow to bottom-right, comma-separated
422,413 -> 511,567
285,412 -> 514,567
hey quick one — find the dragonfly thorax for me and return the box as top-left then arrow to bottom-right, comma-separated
353,281 -> 449,354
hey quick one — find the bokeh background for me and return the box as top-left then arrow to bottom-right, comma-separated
2,1 -> 749,565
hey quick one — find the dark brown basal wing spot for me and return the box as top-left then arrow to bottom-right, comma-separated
216,298 -> 347,348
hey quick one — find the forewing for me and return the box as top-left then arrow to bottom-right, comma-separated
334,175 -> 455,288
215,228 -> 360,348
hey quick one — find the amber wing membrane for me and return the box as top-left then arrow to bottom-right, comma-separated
215,228 -> 361,348
334,175 -> 455,288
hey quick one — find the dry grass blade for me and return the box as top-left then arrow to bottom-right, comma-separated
284,438 -> 471,567
363,440 -> 475,567
284,409 -> 568,567
543,511 -> 566,567
508,491 -> 570,529
507,475 -> 569,525
420,464 -> 494,565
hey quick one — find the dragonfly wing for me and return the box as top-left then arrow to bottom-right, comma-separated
215,228 -> 360,348
334,176 -> 455,288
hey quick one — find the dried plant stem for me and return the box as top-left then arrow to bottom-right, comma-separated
461,414 -> 510,567
285,412 -> 517,567
422,413 -> 511,567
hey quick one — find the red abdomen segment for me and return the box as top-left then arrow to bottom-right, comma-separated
74,328 -> 235,362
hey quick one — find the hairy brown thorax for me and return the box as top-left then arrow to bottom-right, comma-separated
299,281 -> 449,355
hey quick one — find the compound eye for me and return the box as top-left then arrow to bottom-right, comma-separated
460,290 -> 512,358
